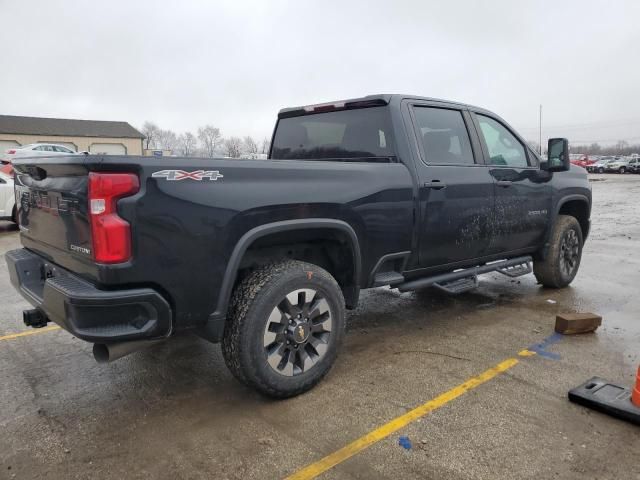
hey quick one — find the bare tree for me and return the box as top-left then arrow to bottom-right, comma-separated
157,129 -> 178,152
243,136 -> 258,158
141,121 -> 160,149
224,136 -> 242,158
178,132 -> 198,157
198,125 -> 222,157
260,138 -> 271,155
615,140 -> 629,154
570,141 -> 640,156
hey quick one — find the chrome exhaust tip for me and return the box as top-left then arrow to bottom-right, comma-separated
93,339 -> 162,363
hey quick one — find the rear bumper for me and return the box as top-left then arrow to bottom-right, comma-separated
6,248 -> 172,343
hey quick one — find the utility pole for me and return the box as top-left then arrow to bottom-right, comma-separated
539,104 -> 543,155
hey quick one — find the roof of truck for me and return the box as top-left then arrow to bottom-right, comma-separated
278,94 -> 475,117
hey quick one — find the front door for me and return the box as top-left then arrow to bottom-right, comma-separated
410,104 -> 495,268
472,112 -> 552,255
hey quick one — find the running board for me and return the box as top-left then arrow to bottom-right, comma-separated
433,276 -> 478,295
373,271 -> 405,287
396,256 -> 533,293
497,261 -> 532,277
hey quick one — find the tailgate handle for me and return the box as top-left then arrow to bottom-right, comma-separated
496,180 -> 512,188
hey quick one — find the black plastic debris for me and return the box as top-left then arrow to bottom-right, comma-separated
568,377 -> 640,426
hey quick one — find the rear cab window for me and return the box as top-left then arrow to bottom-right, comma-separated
270,107 -> 396,161
412,106 -> 475,165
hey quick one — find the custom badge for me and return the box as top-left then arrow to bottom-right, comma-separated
152,170 -> 224,181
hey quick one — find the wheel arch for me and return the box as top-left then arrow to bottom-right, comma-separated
539,195 -> 590,260
208,219 -> 361,332
557,196 -> 590,240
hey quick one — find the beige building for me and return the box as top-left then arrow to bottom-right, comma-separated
0,115 -> 144,155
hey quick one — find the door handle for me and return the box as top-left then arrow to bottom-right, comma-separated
424,181 -> 447,190
496,180 -> 512,188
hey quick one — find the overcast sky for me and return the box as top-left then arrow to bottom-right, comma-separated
1,0 -> 639,145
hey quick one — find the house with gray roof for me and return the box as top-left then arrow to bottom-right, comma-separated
0,115 -> 144,155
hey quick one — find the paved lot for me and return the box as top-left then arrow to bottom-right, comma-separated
1,174 -> 639,480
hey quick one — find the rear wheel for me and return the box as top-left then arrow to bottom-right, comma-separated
534,215 -> 583,288
222,260 -> 345,398
598,167 -> 604,173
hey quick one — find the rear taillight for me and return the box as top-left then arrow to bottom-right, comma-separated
0,164 -> 13,176
88,172 -> 139,264
6,149 -> 16,154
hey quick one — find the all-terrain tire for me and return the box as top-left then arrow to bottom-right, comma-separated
222,260 -> 345,398
533,215 -> 583,288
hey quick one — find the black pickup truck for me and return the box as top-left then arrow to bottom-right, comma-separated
6,94 -> 591,397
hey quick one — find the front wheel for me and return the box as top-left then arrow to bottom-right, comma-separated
619,167 -> 626,174
598,167 -> 604,173
534,215 -> 583,288
222,260 -> 345,398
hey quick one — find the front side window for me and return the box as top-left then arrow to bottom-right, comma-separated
413,107 -> 474,165
476,115 -> 528,167
271,107 -> 396,160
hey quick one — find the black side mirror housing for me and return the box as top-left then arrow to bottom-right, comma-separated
542,138 -> 570,172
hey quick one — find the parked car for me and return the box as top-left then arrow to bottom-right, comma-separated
0,161 -> 14,176
2,143 -> 83,162
569,154 -> 596,168
586,158 -> 614,173
0,171 -> 16,223
605,158 -> 631,173
6,94 -> 591,398
627,157 -> 640,173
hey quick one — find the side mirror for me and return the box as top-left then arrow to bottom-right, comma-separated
542,138 -> 570,172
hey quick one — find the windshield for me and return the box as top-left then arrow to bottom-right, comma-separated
271,107 -> 396,161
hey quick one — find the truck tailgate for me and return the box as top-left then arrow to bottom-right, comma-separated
14,159 -> 92,261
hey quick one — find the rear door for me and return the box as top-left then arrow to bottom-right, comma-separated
408,103 -> 495,268
471,112 -> 552,255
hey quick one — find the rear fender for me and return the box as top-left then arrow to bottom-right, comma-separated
202,219 -> 361,341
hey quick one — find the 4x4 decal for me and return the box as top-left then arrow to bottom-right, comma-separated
152,170 -> 224,181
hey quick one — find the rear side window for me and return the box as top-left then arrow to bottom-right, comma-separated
413,107 -> 474,165
271,107 -> 396,160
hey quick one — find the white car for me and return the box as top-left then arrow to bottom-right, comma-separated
0,171 -> 16,223
2,143 -> 83,162
605,158 -> 631,174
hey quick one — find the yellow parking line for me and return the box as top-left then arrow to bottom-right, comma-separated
518,349 -> 537,357
0,325 -> 60,341
285,357 -> 520,480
